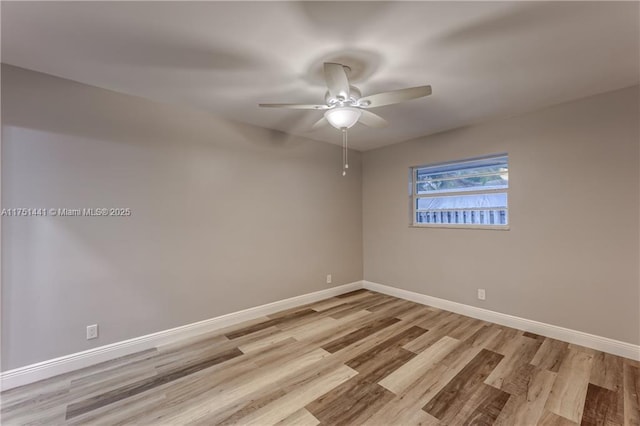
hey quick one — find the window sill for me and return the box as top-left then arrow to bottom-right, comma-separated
409,224 -> 510,231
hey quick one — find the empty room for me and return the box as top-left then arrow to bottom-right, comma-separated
1,1 -> 638,425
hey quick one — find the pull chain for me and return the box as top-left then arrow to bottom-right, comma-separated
341,128 -> 349,176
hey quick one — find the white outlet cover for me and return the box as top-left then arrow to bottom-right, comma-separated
326,274 -> 332,284
86,324 -> 98,340
477,289 -> 486,300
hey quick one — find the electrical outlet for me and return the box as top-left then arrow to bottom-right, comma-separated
326,274 -> 332,284
86,324 -> 98,340
477,289 -> 486,301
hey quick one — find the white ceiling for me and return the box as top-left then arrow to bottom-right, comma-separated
2,1 -> 638,151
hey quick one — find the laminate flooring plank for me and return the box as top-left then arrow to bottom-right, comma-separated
150,348 -> 332,424
308,297 -> 349,312
154,326 -> 279,371
532,338 -> 570,373
161,338 -> 299,402
623,363 -> 640,426
321,317 -> 400,353
422,348 -> 504,423
238,337 -> 303,368
5,357 -> 239,423
190,388 -> 287,426
439,342 -> 485,372
334,292 -> 384,307
428,344 -> 489,398
485,334 -> 543,390
590,351 -> 623,392
267,302 -> 323,319
280,311 -> 381,351
365,297 -> 406,313
66,390 -> 166,426
375,300 -> 428,320
463,325 -> 504,349
493,366 -> 556,426
392,305 -> 440,328
287,311 -> 371,342
306,375 -> 395,426
0,382 -> 70,421
539,410 -> 580,425
2,348 -> 158,410
283,316 -> 337,339
501,362 -> 538,396
329,318 -> 428,364
121,365 -> 258,425
65,369 -> 159,411
308,302 -> 351,317
346,325 -> 427,371
417,310 -> 453,330
545,349 -> 594,423
237,331 -> 292,353
0,406 -> 67,426
394,304 -> 436,321
398,304 -> 443,325
197,360 -> 348,426
225,309 -> 317,339
470,387 -> 511,424
235,364 -> 358,426
328,294 -> 389,319
624,359 -> 640,369
335,289 -> 369,298
101,354 -> 261,424
380,336 -> 461,395
581,383 -> 623,426
484,326 -> 524,355
275,408 -> 320,426
0,377 -> 70,411
356,346 -> 417,384
280,299 -> 370,328
275,309 -> 338,332
524,331 -> 546,341
354,343 -> 482,424
447,317 -> 487,341
404,314 -> 470,353
448,383 -> 511,425
64,347 -> 243,419
168,319 -> 265,349
1,403 -> 67,426
366,395 -> 441,426
68,358 -> 158,393
569,343 -> 599,356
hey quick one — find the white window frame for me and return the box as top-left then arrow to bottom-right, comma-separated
410,154 -> 509,230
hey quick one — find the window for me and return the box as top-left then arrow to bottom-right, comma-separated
410,154 -> 509,229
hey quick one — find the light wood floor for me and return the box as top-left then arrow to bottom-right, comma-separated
1,290 -> 638,425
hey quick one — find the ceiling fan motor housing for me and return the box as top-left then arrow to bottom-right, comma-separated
325,86 -> 361,106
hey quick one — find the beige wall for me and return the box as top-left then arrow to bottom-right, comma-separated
1,65 -> 363,370
363,86 -> 640,345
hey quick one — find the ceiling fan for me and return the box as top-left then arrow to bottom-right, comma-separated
259,62 -> 432,175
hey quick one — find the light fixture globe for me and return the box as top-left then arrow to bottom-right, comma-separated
324,107 -> 362,129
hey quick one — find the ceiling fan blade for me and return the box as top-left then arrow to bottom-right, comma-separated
359,85 -> 432,108
311,117 -> 329,130
358,110 -> 388,128
259,103 -> 329,110
324,62 -> 350,101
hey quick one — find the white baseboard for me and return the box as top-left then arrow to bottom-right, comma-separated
0,281 -> 364,391
363,280 -> 640,361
